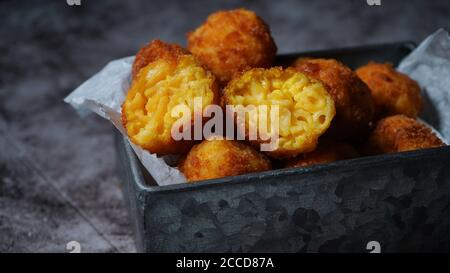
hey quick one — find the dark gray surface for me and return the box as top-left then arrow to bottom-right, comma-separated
0,0 -> 449,253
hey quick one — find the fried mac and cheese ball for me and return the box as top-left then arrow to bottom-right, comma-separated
223,67 -> 336,158
366,115 -> 444,154
122,42 -> 219,155
285,140 -> 358,168
132,40 -> 188,79
178,139 -> 272,182
187,8 -> 277,85
293,58 -> 374,140
356,62 -> 423,119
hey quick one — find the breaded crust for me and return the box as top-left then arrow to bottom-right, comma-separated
223,67 -> 335,159
178,139 -> 272,182
132,39 -> 188,79
285,140 -> 359,168
356,62 -> 422,119
122,41 -> 220,155
187,8 -> 277,85
292,58 -> 375,140
366,115 -> 444,154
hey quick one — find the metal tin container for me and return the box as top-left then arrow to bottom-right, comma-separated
116,42 -> 450,252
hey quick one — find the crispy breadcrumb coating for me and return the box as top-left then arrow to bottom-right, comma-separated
292,58 -> 374,140
285,140 -> 358,168
187,8 -> 277,85
356,62 -> 422,119
132,39 -> 188,79
178,139 -> 272,182
366,115 -> 444,154
122,42 -> 219,155
223,67 -> 335,158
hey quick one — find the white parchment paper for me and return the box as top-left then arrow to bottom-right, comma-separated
65,29 -> 450,186
398,29 -> 450,141
64,57 -> 187,186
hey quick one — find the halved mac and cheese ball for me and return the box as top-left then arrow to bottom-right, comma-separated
122,43 -> 219,155
223,67 -> 335,158
178,139 -> 272,182
293,58 -> 375,140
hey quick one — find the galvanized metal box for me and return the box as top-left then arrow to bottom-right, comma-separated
116,42 -> 450,252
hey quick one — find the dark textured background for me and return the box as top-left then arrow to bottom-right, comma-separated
0,0 -> 449,252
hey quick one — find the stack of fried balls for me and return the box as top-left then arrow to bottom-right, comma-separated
121,8 -> 445,183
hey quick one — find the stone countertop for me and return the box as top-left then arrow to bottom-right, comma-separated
0,0 -> 449,252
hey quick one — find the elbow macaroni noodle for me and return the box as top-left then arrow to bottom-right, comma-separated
122,54 -> 218,154
123,60 -> 335,157
223,67 -> 335,157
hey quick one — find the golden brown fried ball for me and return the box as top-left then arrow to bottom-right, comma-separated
285,140 -> 359,168
132,39 -> 188,79
366,115 -> 444,154
122,41 -> 220,155
292,58 -> 375,140
187,8 -> 277,85
356,62 -> 422,119
178,139 -> 272,182
223,67 -> 336,159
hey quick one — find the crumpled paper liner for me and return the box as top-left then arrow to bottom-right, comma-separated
64,56 -> 186,186
65,29 -> 449,186
398,29 -> 450,141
